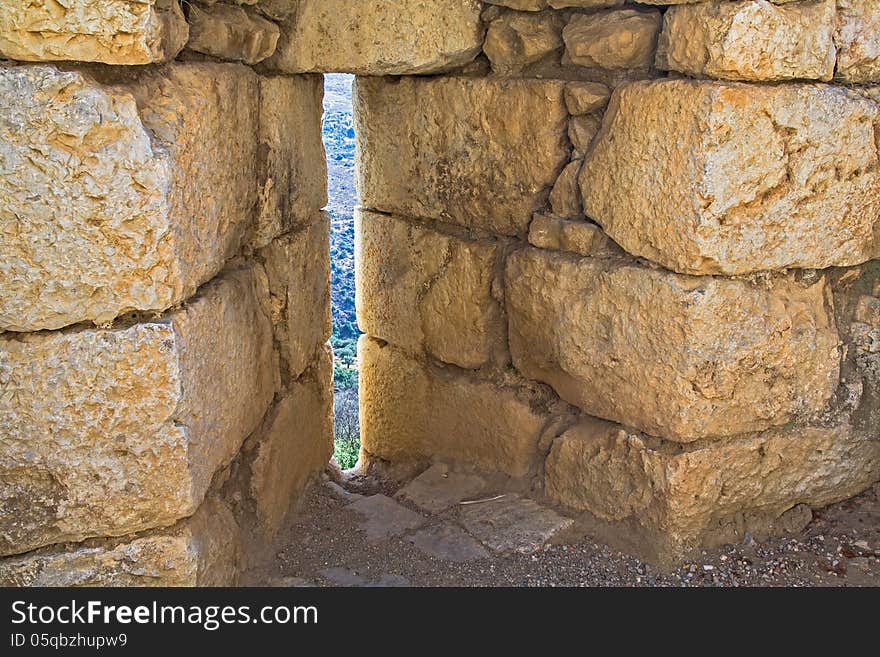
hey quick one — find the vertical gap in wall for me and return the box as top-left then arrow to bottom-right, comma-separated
323,73 -> 361,470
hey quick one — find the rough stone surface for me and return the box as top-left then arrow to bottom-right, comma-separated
186,2 -> 280,65
545,418 -> 880,561
528,213 -> 620,257
836,0 -> 880,83
549,160 -> 583,218
355,76 -> 569,237
264,0 -> 484,75
0,0 -> 188,65
459,495 -> 573,554
245,347 -> 333,540
407,524 -> 490,562
486,1 -> 623,9
0,267 -> 277,557
484,11 -> 564,75
0,497 -> 241,587
254,74 -> 327,249
506,248 -> 841,442
359,337 -> 551,478
0,63 -> 259,332
564,81 -> 611,115
346,495 -> 426,543
568,115 -> 601,157
563,9 -> 661,70
657,0 -> 837,82
258,216 -> 331,381
581,79 -> 880,275
356,211 -> 507,369
395,464 -> 487,513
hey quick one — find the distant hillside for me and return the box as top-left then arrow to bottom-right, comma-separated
323,75 -> 359,387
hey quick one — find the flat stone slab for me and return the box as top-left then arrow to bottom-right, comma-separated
395,464 -> 487,513
459,495 -> 573,554
346,495 -> 426,543
408,524 -> 490,562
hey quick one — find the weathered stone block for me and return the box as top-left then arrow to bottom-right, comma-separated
253,74 -> 327,249
258,215 -> 331,381
355,76 -> 569,236
359,337 -> 550,478
186,2 -> 280,65
545,418 -> 880,562
563,9 -> 661,70
506,248 -> 840,442
581,79 -> 880,275
484,11 -> 564,75
0,0 -> 187,65
528,213 -> 619,257
657,0 -> 837,82
0,267 -> 277,557
564,81 -> 611,115
0,63 -> 259,332
485,1 -> 623,9
0,497 -> 241,587
356,211 -> 507,369
264,0 -> 484,75
244,347 -> 333,540
836,0 -> 880,83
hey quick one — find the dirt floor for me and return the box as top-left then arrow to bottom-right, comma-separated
243,470 -> 880,588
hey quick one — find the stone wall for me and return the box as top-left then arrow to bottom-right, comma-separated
341,0 -> 879,564
0,0 -> 878,578
0,2 -> 331,585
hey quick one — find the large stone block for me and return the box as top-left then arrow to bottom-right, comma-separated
657,0 -> 837,81
0,497 -> 241,587
0,0 -> 187,65
581,79 -> 880,275
243,347 -> 333,541
836,0 -> 880,83
258,215 -> 331,381
356,211 -> 508,369
0,63 -> 259,332
253,74 -> 327,249
506,248 -> 841,442
545,418 -> 880,563
0,267 -> 278,557
562,8 -> 661,70
359,337 -> 551,478
263,0 -> 483,75
186,2 -> 280,65
355,76 -> 569,237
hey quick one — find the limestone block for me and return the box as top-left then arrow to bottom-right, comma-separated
506,248 -> 841,442
484,11 -> 564,75
264,0 -> 484,75
657,0 -> 837,82
836,0 -> 880,83
359,337 -> 550,478
545,418 -> 880,562
528,213 -> 620,257
568,114 -> 601,157
355,76 -> 569,236
580,79 -> 880,275
356,211 -> 507,369
258,216 -> 331,381
0,0 -> 187,65
0,497 -> 241,587
186,2 -> 280,65
564,81 -> 611,115
0,267 -> 278,557
254,74 -> 327,249
245,347 -> 333,540
0,63 -> 259,332
549,160 -> 583,218
563,9 -> 661,70
485,1 -> 623,9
